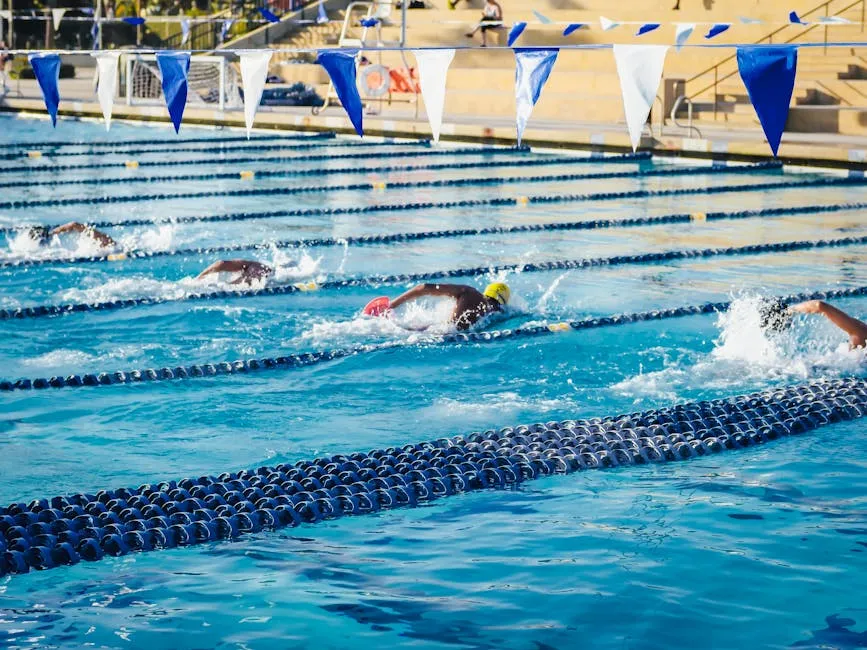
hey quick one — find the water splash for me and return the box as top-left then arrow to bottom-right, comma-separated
612,292 -> 867,402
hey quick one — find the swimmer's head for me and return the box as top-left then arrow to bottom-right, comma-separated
758,297 -> 793,333
25,226 -> 50,245
484,282 -> 510,307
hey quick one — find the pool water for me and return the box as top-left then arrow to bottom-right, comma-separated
2,114 -> 867,649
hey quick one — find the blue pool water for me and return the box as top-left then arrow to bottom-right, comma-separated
2,114 -> 867,649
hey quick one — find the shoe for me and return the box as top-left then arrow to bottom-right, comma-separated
465,32 -> 474,37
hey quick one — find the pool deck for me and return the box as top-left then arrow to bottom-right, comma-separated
4,77 -> 867,171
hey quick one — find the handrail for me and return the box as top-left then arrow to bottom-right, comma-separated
686,0 -> 865,103
671,95 -> 702,138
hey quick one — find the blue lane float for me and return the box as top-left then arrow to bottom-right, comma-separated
2,376 -> 865,576
0,142 -> 519,176
0,161 -> 781,211
2,233 -> 867,322
3,200 -> 866,270
0,132 -> 335,152
4,284 -> 867,392
0,151 -> 648,191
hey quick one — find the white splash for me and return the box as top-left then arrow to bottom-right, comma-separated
612,293 -> 866,402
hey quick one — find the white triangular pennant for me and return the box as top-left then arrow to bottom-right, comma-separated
738,16 -> 763,24
180,18 -> 190,45
674,23 -> 694,51
599,16 -> 618,31
91,52 -> 120,130
0,9 -> 11,21
613,44 -> 668,151
51,8 -> 67,31
819,15 -> 851,23
413,48 -> 454,144
239,50 -> 273,138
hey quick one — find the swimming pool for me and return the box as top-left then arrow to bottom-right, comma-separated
2,113 -> 867,649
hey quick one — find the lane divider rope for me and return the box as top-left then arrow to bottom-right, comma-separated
3,200 -> 866,270
0,132 -> 336,152
1,376 -> 864,575
0,151 -> 648,191
0,161 -> 781,211
0,133 -> 362,162
0,173 -> 854,234
0,142 -> 525,176
3,283 -> 867,390
3,233 -> 866,320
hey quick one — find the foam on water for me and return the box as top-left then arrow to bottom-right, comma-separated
612,293 -> 867,402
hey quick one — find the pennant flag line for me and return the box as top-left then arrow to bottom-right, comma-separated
613,44 -> 668,151
636,22 -> 660,36
413,48 -> 455,144
317,49 -> 363,137
92,52 -> 120,131
599,16 -> 618,31
51,8 -> 67,31
737,45 -> 798,156
155,51 -> 191,133
532,10 -> 553,25
675,23 -> 695,51
239,50 -> 273,138
28,53 -> 62,127
705,23 -> 731,38
508,22 -> 527,47
514,48 -> 559,145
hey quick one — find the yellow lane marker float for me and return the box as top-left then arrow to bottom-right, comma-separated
516,196 -> 530,205
690,212 -> 707,222
547,322 -> 571,332
124,160 -> 139,169
239,170 -> 255,180
107,253 -> 128,262
293,281 -> 319,292
27,151 -> 42,159
371,181 -> 387,190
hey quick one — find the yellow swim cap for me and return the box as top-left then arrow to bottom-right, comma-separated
484,282 -> 510,306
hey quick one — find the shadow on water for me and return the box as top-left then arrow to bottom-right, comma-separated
792,614 -> 867,648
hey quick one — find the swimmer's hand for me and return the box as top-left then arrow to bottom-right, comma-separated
789,300 -> 824,314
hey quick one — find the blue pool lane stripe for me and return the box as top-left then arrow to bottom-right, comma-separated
0,151 -> 649,191
0,131 -> 336,152
0,142 -> 533,176
4,284 -> 867,392
0,161 -> 782,211
3,234 -> 867,322
1,376 -> 865,576
3,200 -> 867,270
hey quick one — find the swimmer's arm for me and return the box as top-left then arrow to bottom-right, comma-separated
389,283 -> 470,309
49,222 -> 116,248
791,300 -> 867,348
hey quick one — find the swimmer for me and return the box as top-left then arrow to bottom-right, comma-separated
789,300 -> 867,349
25,222 -> 117,250
196,259 -> 287,286
374,282 -> 510,330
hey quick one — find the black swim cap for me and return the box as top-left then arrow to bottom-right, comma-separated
26,226 -> 50,244
758,298 -> 793,333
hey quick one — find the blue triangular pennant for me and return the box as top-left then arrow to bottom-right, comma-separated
156,51 -> 191,133
508,22 -> 527,46
789,10 -> 806,24
122,16 -> 145,25
705,23 -> 730,38
562,23 -> 585,36
259,7 -> 280,22
514,48 -> 558,144
737,45 -> 798,156
636,22 -> 660,36
317,50 -> 363,137
28,54 -> 61,127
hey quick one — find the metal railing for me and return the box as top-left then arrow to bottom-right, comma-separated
670,95 -> 702,138
685,0 -> 866,118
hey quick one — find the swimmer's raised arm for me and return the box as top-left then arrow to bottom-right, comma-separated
197,259 -> 273,285
50,222 -> 116,249
389,283 -> 476,310
790,300 -> 867,349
